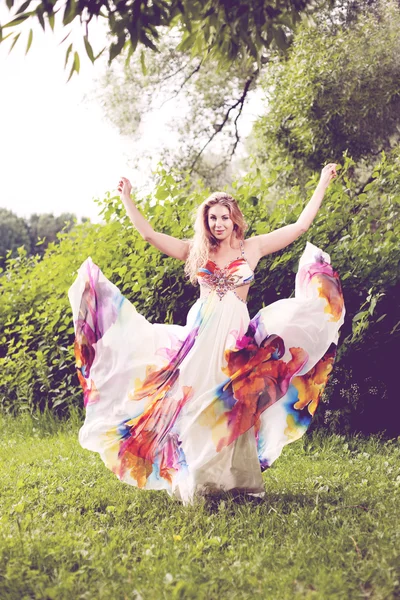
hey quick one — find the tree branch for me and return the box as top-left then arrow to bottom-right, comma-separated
230,100 -> 245,159
157,60 -> 203,109
188,71 -> 257,173
158,59 -> 191,84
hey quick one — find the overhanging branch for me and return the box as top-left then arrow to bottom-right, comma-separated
188,71 -> 258,173
157,60 -> 203,109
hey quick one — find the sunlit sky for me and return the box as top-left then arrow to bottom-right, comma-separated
0,5 -> 262,224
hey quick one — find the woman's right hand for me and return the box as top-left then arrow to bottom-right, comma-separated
118,176 -> 132,199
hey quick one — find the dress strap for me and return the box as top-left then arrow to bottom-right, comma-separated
239,240 -> 245,257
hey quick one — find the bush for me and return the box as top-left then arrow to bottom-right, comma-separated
0,155 -> 399,435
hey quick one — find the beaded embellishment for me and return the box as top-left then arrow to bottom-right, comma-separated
197,241 -> 255,301
201,266 -> 243,300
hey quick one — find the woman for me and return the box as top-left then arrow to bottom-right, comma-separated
68,164 -> 345,504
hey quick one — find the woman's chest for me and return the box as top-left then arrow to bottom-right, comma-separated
197,258 -> 255,297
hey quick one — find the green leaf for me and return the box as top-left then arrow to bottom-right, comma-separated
3,13 -> 31,28
94,47 -> 106,61
140,32 -> 158,52
140,49 -> 147,75
64,43 -> 73,69
66,59 -> 76,82
52,397 -> 67,408
125,43 -> 135,66
177,33 -> 196,53
25,28 -> 33,54
9,32 -> 21,53
109,34 -> 126,64
375,314 -> 387,323
155,188 -> 169,200
36,5 -> 45,30
353,311 -> 367,322
84,35 -> 95,63
16,0 -> 32,15
63,0 -> 77,26
48,12 -> 55,31
74,51 -> 80,74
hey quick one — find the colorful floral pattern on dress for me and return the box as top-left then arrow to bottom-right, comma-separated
103,294 -> 213,488
297,256 -> 344,322
106,383 -> 194,487
69,242 -> 345,501
292,343 -> 337,415
108,337 -> 200,485
199,327 -> 309,452
73,261 -> 124,406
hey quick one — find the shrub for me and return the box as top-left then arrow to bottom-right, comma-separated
0,154 -> 398,435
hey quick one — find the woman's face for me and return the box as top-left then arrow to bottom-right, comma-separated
207,204 -> 234,242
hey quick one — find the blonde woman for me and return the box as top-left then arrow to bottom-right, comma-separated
68,164 -> 345,503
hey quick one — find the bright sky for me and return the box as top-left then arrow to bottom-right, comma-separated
0,5 -> 262,224
0,8 -> 143,223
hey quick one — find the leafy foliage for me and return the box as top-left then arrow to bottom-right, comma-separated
0,155 -> 398,435
253,0 -> 400,175
0,0 -> 333,79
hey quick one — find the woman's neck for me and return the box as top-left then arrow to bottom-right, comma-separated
211,236 -> 239,253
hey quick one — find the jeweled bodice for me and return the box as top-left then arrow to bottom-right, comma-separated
197,257 -> 255,300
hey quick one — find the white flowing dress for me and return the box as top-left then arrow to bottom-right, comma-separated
68,241 -> 345,504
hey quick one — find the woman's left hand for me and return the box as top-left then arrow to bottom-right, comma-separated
319,163 -> 337,188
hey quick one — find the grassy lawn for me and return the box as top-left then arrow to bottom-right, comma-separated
0,410 -> 399,600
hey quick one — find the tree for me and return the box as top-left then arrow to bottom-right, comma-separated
28,212 -> 76,257
0,1 -> 333,80
251,0 -> 400,183
93,33 -> 258,189
93,0 -> 399,190
0,208 -> 31,268
0,209 -> 79,269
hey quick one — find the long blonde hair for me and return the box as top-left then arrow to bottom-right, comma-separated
185,192 -> 248,285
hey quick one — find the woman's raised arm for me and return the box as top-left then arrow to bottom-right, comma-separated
246,163 -> 337,261
118,177 -> 190,261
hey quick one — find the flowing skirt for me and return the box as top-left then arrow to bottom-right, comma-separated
68,241 -> 345,503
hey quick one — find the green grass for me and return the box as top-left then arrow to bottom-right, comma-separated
0,409 -> 399,600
